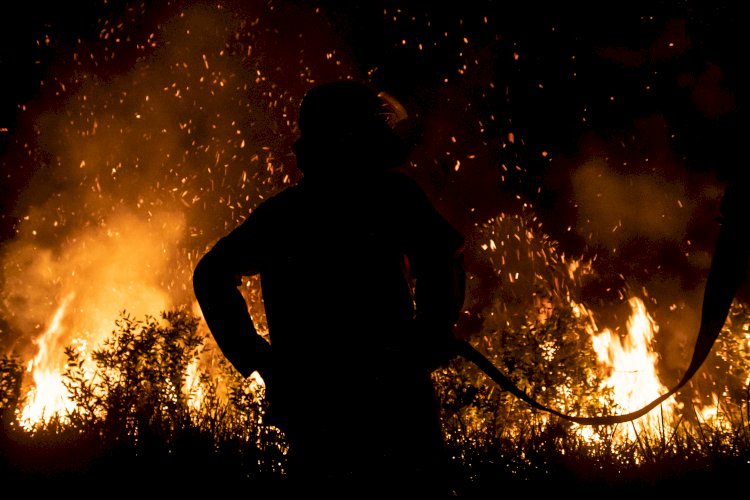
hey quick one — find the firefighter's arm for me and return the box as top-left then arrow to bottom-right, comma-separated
399,173 -> 466,370
192,229 -> 272,379
412,244 -> 466,371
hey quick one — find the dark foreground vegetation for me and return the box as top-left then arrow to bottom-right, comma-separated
1,308 -> 749,498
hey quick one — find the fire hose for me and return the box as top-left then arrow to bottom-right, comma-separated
453,205 -> 750,425
454,292 -> 729,425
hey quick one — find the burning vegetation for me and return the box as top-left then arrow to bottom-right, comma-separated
1,0 -> 749,494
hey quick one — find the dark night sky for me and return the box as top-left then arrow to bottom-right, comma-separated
0,1 -> 747,372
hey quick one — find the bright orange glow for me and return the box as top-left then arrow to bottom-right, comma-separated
589,297 -> 679,440
20,293 -> 77,428
17,212 -> 183,427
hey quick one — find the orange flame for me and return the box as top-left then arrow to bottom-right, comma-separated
590,297 -> 679,439
13,211 -> 186,427
20,292 -> 77,428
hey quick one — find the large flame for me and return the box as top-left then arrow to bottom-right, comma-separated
476,213 -> 691,442
590,297 -> 679,439
12,210 -> 184,427
20,292 -> 77,427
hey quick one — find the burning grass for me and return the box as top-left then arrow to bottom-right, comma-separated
1,302 -> 749,496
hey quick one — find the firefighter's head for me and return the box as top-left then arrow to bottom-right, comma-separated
293,80 -> 408,176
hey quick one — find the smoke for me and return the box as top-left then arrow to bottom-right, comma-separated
2,208 -> 183,357
571,158 -> 690,248
567,146 -> 721,375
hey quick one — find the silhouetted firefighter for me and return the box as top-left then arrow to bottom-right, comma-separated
193,80 -> 465,497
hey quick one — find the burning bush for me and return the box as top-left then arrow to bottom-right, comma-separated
1,309 -> 286,491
